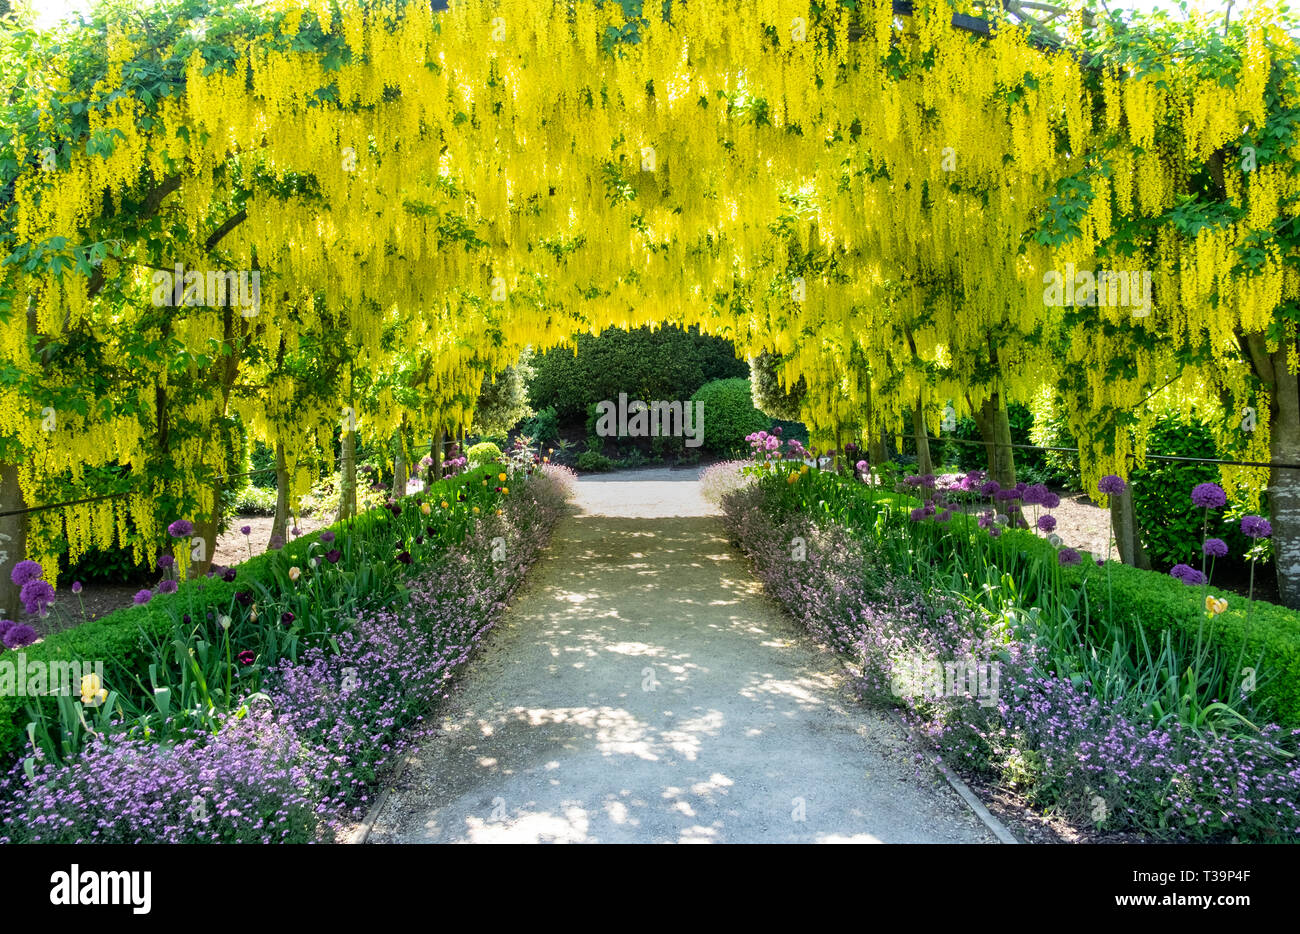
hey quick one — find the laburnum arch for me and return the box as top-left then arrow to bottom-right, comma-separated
1,0 -> 1299,603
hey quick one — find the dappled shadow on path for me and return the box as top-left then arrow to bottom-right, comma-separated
369,503 -> 993,844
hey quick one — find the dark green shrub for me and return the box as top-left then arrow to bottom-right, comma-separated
523,405 -> 560,444
249,440 -> 278,490
576,450 -> 615,472
690,378 -> 769,455
1130,415 -> 1252,570
528,325 -> 748,421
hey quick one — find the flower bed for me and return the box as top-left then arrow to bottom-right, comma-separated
721,463 -> 1300,841
0,463 -> 575,843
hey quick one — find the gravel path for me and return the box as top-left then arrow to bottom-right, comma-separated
366,468 -> 996,844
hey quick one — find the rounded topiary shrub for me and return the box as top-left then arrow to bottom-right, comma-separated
466,441 -> 504,466
690,378 -> 769,454
528,324 -> 749,421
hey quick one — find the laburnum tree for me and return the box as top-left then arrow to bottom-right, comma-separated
0,0 -> 1298,603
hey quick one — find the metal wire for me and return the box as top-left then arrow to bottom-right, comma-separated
927,436 -> 1300,471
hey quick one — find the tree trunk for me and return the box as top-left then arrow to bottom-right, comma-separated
393,423 -> 408,498
338,425 -> 357,521
911,395 -> 933,477
433,427 -> 445,481
271,440 -> 290,545
1108,485 -> 1150,568
0,463 -> 27,620
973,393 -> 1017,491
1259,340 -> 1300,608
863,383 -> 887,469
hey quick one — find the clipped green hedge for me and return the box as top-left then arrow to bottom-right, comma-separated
690,378 -> 769,454
528,324 -> 748,421
0,467 -> 497,756
466,441 -> 504,465
824,485 -> 1300,728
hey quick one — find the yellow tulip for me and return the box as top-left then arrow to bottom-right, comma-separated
440,500 -> 449,509
288,566 -> 301,582
421,502 -> 431,515
473,506 -> 480,514
502,486 -> 509,494
498,473 -> 507,482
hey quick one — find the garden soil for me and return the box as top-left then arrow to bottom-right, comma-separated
365,468 -> 998,844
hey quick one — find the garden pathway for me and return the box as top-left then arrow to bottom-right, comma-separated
366,468 -> 996,844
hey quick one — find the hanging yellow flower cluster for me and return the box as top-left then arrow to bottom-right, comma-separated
2,0 -> 1297,570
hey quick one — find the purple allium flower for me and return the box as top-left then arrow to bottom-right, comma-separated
158,580 -> 179,595
133,589 -> 153,605
1241,515 -> 1273,539
291,526 -> 302,537
977,512 -> 993,530
936,509 -> 952,522
1202,538 -> 1229,558
996,489 -> 1020,502
2,623 -> 38,649
1037,515 -> 1057,533
20,579 -> 55,616
979,481 -> 1001,496
158,554 -> 175,569
0,619 -> 14,641
1022,484 -> 1049,506
70,581 -> 83,594
167,519 -> 195,538
10,560 -> 44,587
909,507 -> 925,522
1042,492 -> 1061,509
1058,548 -> 1081,567
988,527 -> 1003,539
855,460 -> 868,473
1098,474 -> 1127,495
237,650 -> 255,666
268,534 -> 285,551
321,531 -> 335,544
1170,563 -> 1206,585
325,549 -> 341,564
1191,483 -> 1227,509
240,525 -> 252,536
